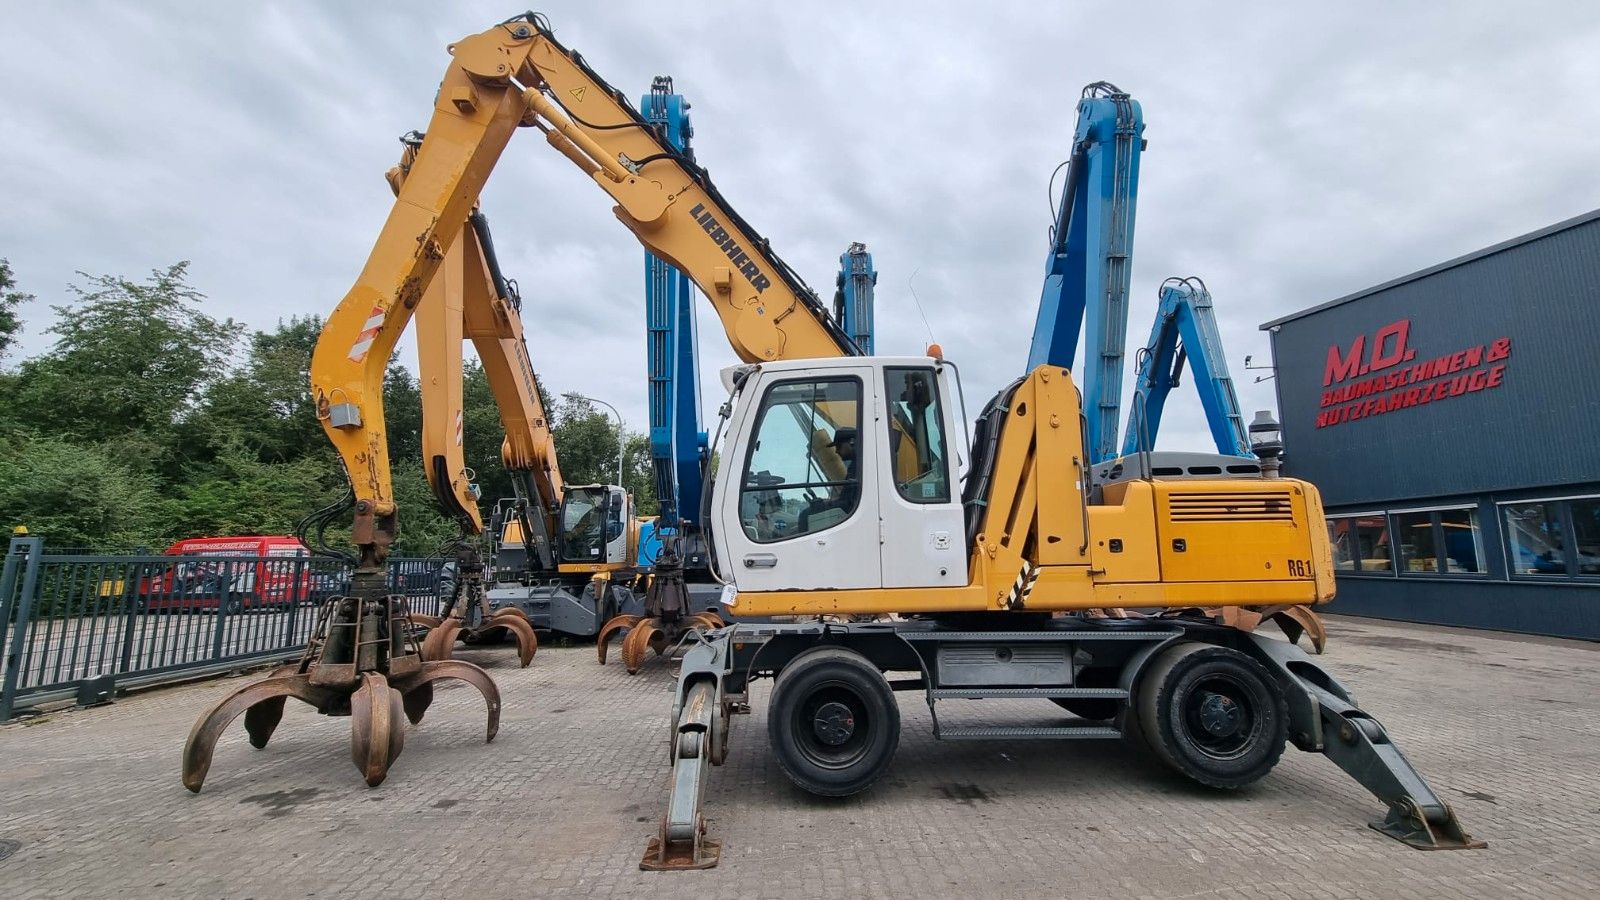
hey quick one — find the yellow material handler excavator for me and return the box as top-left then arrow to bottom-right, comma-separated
183,12 -> 1479,867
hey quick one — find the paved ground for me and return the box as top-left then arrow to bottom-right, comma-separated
1,615 -> 1596,899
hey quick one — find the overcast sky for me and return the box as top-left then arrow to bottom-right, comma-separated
4,1 -> 1598,456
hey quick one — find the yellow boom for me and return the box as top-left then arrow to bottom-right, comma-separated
311,14 -> 855,569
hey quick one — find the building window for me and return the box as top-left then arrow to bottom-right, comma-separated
1438,508 -> 1483,574
1393,511 -> 1436,573
1388,506 -> 1485,577
1502,496 -> 1600,580
1503,502 -> 1568,576
1328,514 -> 1392,574
1573,499 -> 1600,576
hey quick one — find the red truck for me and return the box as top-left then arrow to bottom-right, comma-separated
137,535 -> 313,613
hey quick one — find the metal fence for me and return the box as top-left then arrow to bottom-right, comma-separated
0,538 -> 447,719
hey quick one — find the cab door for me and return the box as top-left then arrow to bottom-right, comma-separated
717,370 -> 881,591
877,366 -> 966,588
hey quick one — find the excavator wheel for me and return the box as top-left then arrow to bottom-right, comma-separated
767,647 -> 900,797
1135,642 -> 1287,790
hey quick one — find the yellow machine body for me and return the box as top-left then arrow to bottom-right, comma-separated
724,364 -> 1335,617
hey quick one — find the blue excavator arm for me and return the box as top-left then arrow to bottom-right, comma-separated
1027,82 -> 1145,464
1122,277 -> 1252,458
833,242 -> 877,355
642,77 -> 709,538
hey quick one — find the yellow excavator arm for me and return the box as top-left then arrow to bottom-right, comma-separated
310,13 -> 857,568
389,138 -> 566,569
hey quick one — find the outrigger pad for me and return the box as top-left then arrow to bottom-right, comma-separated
1372,797 -> 1486,851
640,832 -> 721,871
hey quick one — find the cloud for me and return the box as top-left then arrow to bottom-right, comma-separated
3,0 -> 1597,459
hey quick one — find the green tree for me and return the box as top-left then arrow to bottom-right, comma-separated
0,258 -> 29,361
0,431 -> 162,550
460,360 -> 516,504
195,316 -> 323,462
9,263 -> 242,473
155,442 -> 339,540
388,455 -> 463,557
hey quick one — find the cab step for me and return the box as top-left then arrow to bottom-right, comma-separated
937,724 -> 1122,741
928,687 -> 1128,701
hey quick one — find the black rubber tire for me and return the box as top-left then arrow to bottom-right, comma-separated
1135,642 -> 1287,789
767,647 -> 900,797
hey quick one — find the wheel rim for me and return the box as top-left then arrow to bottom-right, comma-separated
792,681 -> 872,770
1180,674 -> 1259,760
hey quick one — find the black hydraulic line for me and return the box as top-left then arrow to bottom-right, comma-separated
469,209 -> 519,313
961,378 -> 1026,547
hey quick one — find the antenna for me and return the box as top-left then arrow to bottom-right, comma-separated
908,266 -> 936,347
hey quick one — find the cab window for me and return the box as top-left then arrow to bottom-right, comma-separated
739,378 -> 862,543
884,367 -> 950,504
560,489 -> 605,561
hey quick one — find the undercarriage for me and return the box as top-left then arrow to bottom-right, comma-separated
646,615 -> 1483,869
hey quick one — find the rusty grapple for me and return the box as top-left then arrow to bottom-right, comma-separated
181,576 -> 501,792
598,537 -> 724,674
412,544 -> 537,666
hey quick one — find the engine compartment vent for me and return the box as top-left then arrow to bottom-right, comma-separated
1168,491 -> 1294,522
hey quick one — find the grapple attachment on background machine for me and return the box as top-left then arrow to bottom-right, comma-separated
413,544 -> 538,667
181,573 -> 501,791
598,536 -> 724,674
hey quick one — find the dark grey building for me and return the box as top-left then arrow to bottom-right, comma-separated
1263,209 -> 1600,640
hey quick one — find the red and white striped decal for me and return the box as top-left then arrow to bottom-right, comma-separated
454,409 -> 464,446
347,304 -> 386,362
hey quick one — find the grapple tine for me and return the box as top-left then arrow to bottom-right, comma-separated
243,697 -> 289,750
350,672 -> 405,787
421,619 -> 462,662
1275,606 -> 1328,655
687,613 -> 723,632
499,613 -> 539,667
597,614 -> 642,665
490,607 -> 526,621
402,681 -> 434,725
181,672 -> 319,793
396,659 -> 502,742
408,614 -> 442,630
621,618 -> 659,674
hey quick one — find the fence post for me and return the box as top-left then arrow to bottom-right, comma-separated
284,556 -> 305,647
210,559 -> 234,663
118,561 -> 143,674
1,538 -> 44,720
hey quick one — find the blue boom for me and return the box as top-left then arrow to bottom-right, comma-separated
1121,278 -> 1252,458
641,77 -> 709,537
833,242 -> 877,355
1028,82 -> 1144,464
